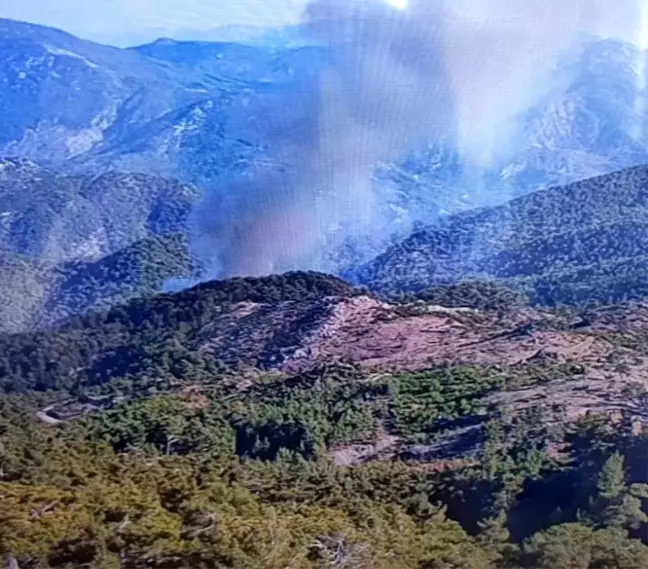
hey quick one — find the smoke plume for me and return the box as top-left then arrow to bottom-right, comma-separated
192,0 -> 643,279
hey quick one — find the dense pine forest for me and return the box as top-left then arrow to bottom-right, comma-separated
4,9 -> 648,568
1,272 -> 648,568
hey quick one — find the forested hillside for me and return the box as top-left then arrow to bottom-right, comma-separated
1,272 -> 648,567
3,16 -> 648,569
0,271 -> 359,391
0,158 -> 200,332
352,165 -> 648,307
0,234 -> 199,333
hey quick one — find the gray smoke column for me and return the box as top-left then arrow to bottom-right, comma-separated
192,0 -> 642,279
436,0 -> 642,164
193,0 -> 456,278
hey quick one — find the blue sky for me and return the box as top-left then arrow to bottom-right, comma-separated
0,0 -> 309,46
0,0 -> 643,48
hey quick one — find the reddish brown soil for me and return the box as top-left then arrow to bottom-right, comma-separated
194,296 -> 648,431
195,296 -> 614,373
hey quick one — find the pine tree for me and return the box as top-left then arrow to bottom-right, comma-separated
477,513 -> 515,566
592,452 -> 648,531
596,452 -> 625,501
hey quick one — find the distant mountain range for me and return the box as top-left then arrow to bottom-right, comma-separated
3,17 -> 648,330
0,157 -> 198,263
490,39 -> 648,196
0,18 -> 322,164
0,157 -> 199,332
2,17 -> 648,231
167,24 -> 314,48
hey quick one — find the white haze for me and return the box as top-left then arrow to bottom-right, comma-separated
435,0 -> 643,164
189,0 -> 647,279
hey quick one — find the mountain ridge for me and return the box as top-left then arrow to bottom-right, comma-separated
351,164 -> 648,306
2,19 -> 648,276
3,18 -> 648,569
0,157 -> 201,332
